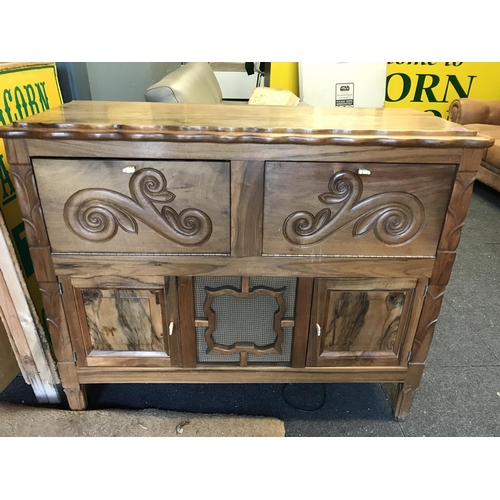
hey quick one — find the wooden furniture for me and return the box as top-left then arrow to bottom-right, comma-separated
0,321 -> 18,393
0,101 -> 492,419
0,61 -> 62,401
0,205 -> 60,401
449,98 -> 500,192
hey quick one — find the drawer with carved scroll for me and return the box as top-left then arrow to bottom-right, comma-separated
263,162 -> 456,257
32,159 -> 230,254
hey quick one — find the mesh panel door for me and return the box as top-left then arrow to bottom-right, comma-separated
194,276 -> 297,364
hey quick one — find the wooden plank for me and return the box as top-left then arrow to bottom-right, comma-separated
0,271 -> 59,402
27,139 -> 465,164
409,284 -> 447,364
248,87 -> 299,106
231,161 -> 264,257
178,276 -> 196,367
457,148 -> 486,172
52,254 -> 435,279
398,279 -> 427,364
430,251 -> 456,286
77,365 -> 408,384
290,278 -> 313,368
389,281 -> 445,418
0,208 -> 60,403
165,276 -> 182,367
38,281 -> 74,362
306,278 -> 323,367
71,275 -> 166,289
0,101 -> 493,148
29,246 -> 57,282
438,171 -> 478,252
394,362 -> 425,420
0,318 -> 20,393
57,362 -> 87,410
58,275 -> 89,367
4,139 -> 50,247
85,355 -> 172,368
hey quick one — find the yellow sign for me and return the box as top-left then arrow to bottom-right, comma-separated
0,62 -> 62,324
385,62 -> 500,118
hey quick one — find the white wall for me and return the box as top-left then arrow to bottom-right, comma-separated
86,62 -> 182,102
299,62 -> 388,107
215,71 -> 259,100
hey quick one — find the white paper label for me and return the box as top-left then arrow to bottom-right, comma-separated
335,82 -> 354,107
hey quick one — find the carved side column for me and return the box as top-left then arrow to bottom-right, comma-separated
394,149 -> 484,420
5,139 -> 87,410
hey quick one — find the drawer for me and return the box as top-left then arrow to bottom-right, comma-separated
263,162 -> 456,257
33,159 -> 230,254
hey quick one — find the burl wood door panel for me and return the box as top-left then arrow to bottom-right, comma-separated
307,278 -> 426,367
263,162 -> 456,257
64,276 -> 180,367
32,159 -> 230,254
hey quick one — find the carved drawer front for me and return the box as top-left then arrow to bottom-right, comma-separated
307,278 -> 426,367
263,162 -> 456,257
32,159 -> 230,254
63,276 -> 181,367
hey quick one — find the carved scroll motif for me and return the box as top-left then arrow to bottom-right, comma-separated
284,171 -> 426,246
64,168 -> 212,245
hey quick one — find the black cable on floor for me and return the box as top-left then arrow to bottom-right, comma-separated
281,383 -> 327,412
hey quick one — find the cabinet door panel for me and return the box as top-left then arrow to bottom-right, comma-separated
322,290 -> 405,352
63,276 -> 180,367
307,278 -> 426,367
82,288 -> 164,352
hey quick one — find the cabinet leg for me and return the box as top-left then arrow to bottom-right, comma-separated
64,385 -> 88,410
393,363 -> 424,420
58,362 -> 88,410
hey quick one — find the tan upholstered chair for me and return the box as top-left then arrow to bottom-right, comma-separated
144,62 -> 223,104
449,99 -> 500,191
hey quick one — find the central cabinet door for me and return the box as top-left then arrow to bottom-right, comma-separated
61,276 -> 181,367
306,278 -> 426,367
192,276 -> 299,367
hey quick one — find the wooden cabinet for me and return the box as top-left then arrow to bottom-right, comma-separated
0,101 -> 493,419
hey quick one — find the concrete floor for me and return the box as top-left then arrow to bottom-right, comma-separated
1,182 -> 499,436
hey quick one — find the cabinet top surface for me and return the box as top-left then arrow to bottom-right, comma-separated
0,100 -> 493,147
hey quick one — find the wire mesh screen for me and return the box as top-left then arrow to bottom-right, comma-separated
194,276 -> 297,364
